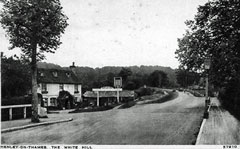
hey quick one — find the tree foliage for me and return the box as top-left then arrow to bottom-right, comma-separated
175,0 -> 240,116
38,63 -> 177,90
119,67 -> 132,82
1,0 -> 68,122
0,0 -> 68,59
175,0 -> 240,87
1,55 -> 31,98
176,69 -> 200,88
148,70 -> 169,88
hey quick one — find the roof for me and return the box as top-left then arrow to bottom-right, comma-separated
37,68 -> 81,84
83,90 -> 135,98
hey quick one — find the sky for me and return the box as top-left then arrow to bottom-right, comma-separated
0,0 -> 208,68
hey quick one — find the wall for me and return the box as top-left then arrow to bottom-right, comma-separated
38,83 -> 82,107
64,84 -> 74,94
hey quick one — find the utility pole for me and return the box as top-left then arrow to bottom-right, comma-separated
203,58 -> 211,118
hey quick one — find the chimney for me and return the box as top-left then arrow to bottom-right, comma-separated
70,62 -> 76,74
70,62 -> 75,68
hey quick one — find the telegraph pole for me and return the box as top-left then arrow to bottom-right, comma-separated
203,58 -> 211,118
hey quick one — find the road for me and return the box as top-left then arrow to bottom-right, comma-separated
1,92 -> 205,145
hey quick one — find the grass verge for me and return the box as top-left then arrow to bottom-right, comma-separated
118,101 -> 136,109
142,91 -> 179,104
192,118 -> 204,145
119,91 -> 179,109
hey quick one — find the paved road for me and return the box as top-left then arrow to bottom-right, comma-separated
1,92 -> 205,145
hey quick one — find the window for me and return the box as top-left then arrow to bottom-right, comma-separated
50,98 -> 56,106
74,84 -> 79,93
66,72 -> 71,78
59,84 -> 64,90
42,83 -> 47,91
52,71 -> 58,77
43,98 -> 48,107
40,72 -> 44,77
41,83 -> 48,94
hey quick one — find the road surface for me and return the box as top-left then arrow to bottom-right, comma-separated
1,92 -> 205,144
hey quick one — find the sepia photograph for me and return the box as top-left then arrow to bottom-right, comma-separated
0,0 -> 240,147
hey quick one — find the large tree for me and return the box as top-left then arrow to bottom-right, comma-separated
176,69 -> 200,88
1,55 -> 31,98
118,67 -> 132,88
175,0 -> 240,115
175,0 -> 240,86
119,67 -> 132,82
148,70 -> 169,88
1,0 -> 68,122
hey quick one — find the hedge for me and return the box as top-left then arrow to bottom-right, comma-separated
218,78 -> 240,120
1,95 -> 32,121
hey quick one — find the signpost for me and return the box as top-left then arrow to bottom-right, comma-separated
114,77 -> 122,88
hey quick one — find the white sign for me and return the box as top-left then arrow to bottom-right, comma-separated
114,77 -> 122,88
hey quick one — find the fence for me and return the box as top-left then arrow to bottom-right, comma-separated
1,104 -> 31,120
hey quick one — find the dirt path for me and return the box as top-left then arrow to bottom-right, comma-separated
1,92 -> 205,145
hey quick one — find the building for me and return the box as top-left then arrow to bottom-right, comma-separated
83,87 -> 135,107
37,63 -> 81,108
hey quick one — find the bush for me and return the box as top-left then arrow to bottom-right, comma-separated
2,93 -> 44,106
1,96 -> 32,121
154,89 -> 165,94
1,96 -> 31,106
135,87 -> 154,97
218,78 -> 240,120
185,89 -> 204,97
1,56 -> 31,98
118,101 -> 136,109
1,94 -> 43,121
143,91 -> 178,104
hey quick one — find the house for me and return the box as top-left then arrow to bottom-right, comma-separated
37,63 -> 82,108
83,87 -> 135,107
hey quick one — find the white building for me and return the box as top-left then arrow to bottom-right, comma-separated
37,64 -> 81,107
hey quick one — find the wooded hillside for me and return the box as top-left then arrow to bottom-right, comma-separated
38,62 -> 177,91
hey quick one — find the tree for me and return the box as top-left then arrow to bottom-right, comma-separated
175,0 -> 240,115
125,81 -> 136,90
119,67 -> 132,88
1,0 -> 68,122
148,70 -> 169,87
176,69 -> 200,88
1,55 -> 31,98
175,0 -> 240,87
106,72 -> 115,87
119,67 -> 132,82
